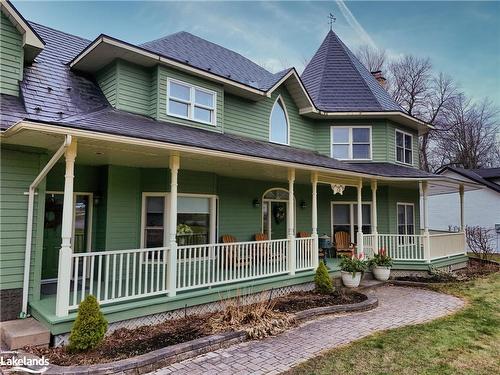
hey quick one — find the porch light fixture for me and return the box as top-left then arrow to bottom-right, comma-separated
252,199 -> 260,208
331,184 -> 345,195
300,200 -> 307,209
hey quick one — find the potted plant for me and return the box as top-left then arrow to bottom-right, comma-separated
369,248 -> 393,281
340,253 -> 367,288
176,224 -> 193,245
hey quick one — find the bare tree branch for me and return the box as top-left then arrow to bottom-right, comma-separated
355,45 -> 386,73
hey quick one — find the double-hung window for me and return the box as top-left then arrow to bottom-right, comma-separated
167,79 -> 216,125
396,130 -> 413,164
331,203 -> 372,243
397,203 -> 415,235
331,126 -> 371,160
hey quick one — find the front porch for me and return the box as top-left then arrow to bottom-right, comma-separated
13,134 -> 470,334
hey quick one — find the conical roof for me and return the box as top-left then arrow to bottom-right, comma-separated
301,31 -> 401,112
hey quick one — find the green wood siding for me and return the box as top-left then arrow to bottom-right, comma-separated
156,66 -> 224,132
387,185 -> 421,233
224,87 -> 316,150
0,11 -> 24,96
96,60 -> 153,116
0,148 -> 45,294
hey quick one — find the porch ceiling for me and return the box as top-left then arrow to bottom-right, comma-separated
2,127 -> 481,192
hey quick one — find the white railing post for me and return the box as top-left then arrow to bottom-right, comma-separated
55,138 -> 77,317
167,154 -> 180,297
311,172 -> 319,268
371,180 -> 378,254
459,184 -> 465,232
288,168 -> 296,275
356,178 -> 364,255
421,181 -> 431,262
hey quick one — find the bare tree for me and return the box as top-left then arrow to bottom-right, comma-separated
466,226 -> 496,261
355,45 -> 386,73
437,95 -> 499,169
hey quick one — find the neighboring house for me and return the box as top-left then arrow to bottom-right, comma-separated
428,166 -> 500,251
0,0 -> 476,343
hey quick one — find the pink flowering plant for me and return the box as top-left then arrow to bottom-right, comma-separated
339,253 -> 368,276
368,248 -> 393,268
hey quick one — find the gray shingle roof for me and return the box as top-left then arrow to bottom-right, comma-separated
140,31 -> 283,91
0,94 -> 27,130
439,166 -> 500,193
301,31 -> 401,112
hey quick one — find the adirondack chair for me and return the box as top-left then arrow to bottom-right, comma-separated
334,231 -> 356,258
296,231 -> 310,238
220,234 -> 251,266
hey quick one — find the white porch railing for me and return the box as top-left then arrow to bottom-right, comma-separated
362,232 -> 466,262
295,237 -> 315,271
69,247 -> 170,310
428,232 -> 466,260
176,238 -> 290,291
66,237 -> 319,310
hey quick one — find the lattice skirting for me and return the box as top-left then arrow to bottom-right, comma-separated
53,282 -> 315,347
391,261 -> 468,278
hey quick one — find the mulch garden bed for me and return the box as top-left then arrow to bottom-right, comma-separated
273,290 -> 367,313
394,258 -> 499,284
25,290 -> 369,366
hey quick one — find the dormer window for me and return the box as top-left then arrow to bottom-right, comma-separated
167,78 -> 216,125
269,97 -> 289,145
331,126 -> 372,160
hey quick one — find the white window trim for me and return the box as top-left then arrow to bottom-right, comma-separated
166,78 -> 217,126
330,126 -> 372,161
269,95 -> 290,146
261,187 -> 296,239
396,202 -> 416,235
330,201 -> 372,243
395,129 -> 414,165
140,192 -> 218,248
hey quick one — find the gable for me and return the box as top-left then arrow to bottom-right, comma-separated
0,10 -> 23,96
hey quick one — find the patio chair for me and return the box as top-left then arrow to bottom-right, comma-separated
296,231 -> 310,238
334,231 -> 356,258
220,234 -> 251,267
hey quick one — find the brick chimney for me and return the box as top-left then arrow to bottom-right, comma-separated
371,70 -> 387,89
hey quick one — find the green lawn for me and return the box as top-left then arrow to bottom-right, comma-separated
287,272 -> 500,375
468,252 -> 500,262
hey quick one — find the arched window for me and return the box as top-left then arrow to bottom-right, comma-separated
269,97 -> 289,145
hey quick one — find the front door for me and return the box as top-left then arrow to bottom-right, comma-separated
42,193 -> 92,280
263,201 -> 288,240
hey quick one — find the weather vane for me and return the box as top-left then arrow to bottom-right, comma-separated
328,13 -> 336,31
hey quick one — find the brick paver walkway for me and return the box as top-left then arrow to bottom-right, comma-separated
151,285 -> 464,375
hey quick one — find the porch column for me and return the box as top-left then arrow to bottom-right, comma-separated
167,154 -> 180,297
356,178 -> 364,255
421,181 -> 431,262
459,184 -> 465,232
55,137 -> 77,317
288,168 -> 296,275
311,172 -> 319,268
371,180 -> 378,254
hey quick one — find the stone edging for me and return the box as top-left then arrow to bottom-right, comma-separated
26,294 -> 378,375
389,280 -> 444,288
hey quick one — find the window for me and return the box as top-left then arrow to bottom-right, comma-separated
167,79 -> 216,125
141,194 -> 217,248
269,97 -> 289,145
396,130 -> 413,164
331,127 -> 371,160
397,203 -> 415,235
331,203 -> 371,243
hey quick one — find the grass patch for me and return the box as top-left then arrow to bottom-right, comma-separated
468,252 -> 500,263
287,272 -> 500,375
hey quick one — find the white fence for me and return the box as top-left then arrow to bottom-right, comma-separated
68,237 -> 316,310
70,247 -> 170,310
176,238 -> 290,291
362,232 -> 466,261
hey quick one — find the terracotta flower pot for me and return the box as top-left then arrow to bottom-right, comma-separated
372,266 -> 391,281
341,271 -> 362,288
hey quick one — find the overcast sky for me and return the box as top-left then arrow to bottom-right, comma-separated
13,0 -> 500,105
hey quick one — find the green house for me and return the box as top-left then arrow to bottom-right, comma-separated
0,1 -> 475,343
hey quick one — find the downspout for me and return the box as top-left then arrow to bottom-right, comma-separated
20,135 -> 72,318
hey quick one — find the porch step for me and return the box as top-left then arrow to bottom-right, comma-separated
0,318 -> 50,350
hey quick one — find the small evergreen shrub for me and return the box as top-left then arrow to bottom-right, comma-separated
314,261 -> 333,294
68,295 -> 108,352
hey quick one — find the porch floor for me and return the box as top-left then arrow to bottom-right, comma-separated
30,257 -> 342,335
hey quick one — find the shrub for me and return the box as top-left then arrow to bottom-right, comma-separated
68,295 -> 108,352
368,248 -> 393,268
340,253 -> 368,276
314,261 -> 333,294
